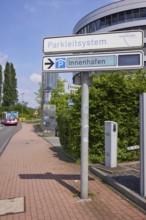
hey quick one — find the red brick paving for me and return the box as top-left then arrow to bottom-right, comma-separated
0,124 -> 146,220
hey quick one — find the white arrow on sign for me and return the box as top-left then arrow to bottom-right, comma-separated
42,51 -> 144,73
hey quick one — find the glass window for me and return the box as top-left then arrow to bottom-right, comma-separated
95,20 -> 100,30
119,12 -> 124,22
140,8 -> 146,18
80,29 -> 84,34
125,10 -> 132,21
89,23 -> 92,33
106,15 -> 111,26
132,9 -> 139,19
79,27 -> 84,34
100,17 -> 106,28
89,21 -> 96,32
112,13 -> 118,24
84,25 -> 90,33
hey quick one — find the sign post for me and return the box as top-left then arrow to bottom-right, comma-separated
43,30 -> 144,200
140,93 -> 146,197
80,72 -> 89,199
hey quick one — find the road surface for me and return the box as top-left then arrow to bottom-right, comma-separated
0,123 -> 21,156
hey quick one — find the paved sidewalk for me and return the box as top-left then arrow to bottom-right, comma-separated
0,124 -> 146,220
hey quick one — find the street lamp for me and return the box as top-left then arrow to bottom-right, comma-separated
22,93 -> 24,118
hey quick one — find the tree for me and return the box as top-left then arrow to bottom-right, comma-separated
10,63 -> 18,104
2,62 -> 18,106
50,78 -> 70,116
0,65 -> 2,105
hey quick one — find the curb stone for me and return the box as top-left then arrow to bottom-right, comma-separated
89,166 -> 146,213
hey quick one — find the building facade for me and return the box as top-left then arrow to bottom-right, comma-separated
73,0 -> 146,84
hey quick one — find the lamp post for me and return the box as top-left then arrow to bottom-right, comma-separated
22,93 -> 24,118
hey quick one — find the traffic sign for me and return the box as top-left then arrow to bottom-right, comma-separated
43,30 -> 143,54
34,110 -> 38,116
127,145 -> 140,151
42,51 -> 144,73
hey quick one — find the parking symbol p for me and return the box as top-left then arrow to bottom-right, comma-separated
55,58 -> 66,69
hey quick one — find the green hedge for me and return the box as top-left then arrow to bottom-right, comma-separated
57,70 -> 146,163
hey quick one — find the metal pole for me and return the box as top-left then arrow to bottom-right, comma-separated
22,93 -> 24,118
80,72 -> 89,200
140,93 -> 146,196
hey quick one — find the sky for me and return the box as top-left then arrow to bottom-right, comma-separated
0,0 -> 119,108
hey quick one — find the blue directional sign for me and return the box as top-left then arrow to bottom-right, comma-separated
42,51 -> 144,72
68,100 -> 74,107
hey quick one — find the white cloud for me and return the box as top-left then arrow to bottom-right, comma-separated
50,0 -> 59,8
30,73 -> 41,84
24,4 -> 36,13
37,0 -> 70,8
111,0 -> 121,2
